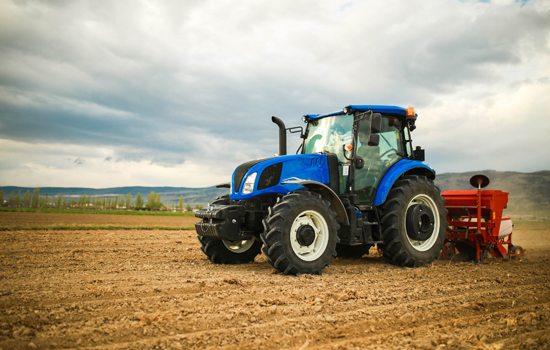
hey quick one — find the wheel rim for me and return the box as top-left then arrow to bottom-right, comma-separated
290,210 -> 329,261
223,239 -> 255,253
405,194 -> 440,252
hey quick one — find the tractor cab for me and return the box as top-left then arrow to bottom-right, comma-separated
301,105 -> 421,205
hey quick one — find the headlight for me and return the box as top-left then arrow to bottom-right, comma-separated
241,172 -> 257,194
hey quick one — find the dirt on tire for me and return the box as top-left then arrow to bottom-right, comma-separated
0,215 -> 549,349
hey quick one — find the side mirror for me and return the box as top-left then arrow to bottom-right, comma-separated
413,146 -> 425,161
354,157 -> 364,169
368,134 -> 380,146
371,113 -> 382,134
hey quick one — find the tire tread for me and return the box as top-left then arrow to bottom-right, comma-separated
261,191 -> 339,275
378,175 -> 448,267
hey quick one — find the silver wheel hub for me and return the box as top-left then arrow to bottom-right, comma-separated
223,239 -> 255,253
405,194 -> 440,252
290,210 -> 329,261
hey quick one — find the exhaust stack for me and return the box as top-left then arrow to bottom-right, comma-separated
271,116 -> 287,156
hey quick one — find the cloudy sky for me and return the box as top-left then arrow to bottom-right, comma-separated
1,0 -> 549,188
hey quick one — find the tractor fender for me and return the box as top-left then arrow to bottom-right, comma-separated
373,159 -> 436,206
281,180 -> 350,226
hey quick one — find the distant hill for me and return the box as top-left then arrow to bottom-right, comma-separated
434,170 -> 550,216
0,186 -> 228,206
2,170 -> 548,214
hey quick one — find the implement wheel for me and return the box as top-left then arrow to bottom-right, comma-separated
261,191 -> 339,275
379,175 -> 447,267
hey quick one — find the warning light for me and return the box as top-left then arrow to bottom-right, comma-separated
346,144 -> 353,151
406,106 -> 415,116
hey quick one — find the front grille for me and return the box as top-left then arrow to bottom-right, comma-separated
257,162 -> 282,190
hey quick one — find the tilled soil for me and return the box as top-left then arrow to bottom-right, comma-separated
0,212 -> 199,227
0,222 -> 549,349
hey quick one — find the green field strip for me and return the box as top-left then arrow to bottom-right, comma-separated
0,207 -> 195,216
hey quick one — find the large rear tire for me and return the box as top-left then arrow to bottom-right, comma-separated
379,175 -> 447,267
261,191 -> 339,275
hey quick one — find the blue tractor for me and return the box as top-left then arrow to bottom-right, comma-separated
195,105 -> 447,275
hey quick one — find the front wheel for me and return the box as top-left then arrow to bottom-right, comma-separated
379,175 -> 447,267
198,236 -> 263,264
261,191 -> 339,275
196,194 -> 262,264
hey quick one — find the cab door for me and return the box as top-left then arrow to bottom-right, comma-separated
354,116 -> 403,204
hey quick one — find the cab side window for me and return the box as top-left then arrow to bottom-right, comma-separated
354,116 -> 403,204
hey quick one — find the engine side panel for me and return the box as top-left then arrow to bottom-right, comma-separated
230,154 -> 331,201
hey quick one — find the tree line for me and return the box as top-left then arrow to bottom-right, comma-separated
0,189 -> 201,211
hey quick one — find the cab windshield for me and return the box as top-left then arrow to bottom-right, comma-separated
303,115 -> 353,162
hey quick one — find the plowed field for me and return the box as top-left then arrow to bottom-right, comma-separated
0,213 -> 549,349
0,212 -> 199,227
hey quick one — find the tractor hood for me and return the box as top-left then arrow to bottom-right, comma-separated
230,154 -> 333,201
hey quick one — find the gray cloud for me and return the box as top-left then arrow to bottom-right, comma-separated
0,0 -> 549,186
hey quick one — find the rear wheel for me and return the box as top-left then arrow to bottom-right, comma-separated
261,191 -> 339,275
379,175 -> 447,267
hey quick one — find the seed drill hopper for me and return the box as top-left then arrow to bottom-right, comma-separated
442,174 -> 525,261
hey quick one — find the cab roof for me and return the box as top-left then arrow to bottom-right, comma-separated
304,105 -> 416,121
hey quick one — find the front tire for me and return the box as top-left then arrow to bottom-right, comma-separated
197,236 -> 263,264
196,194 -> 262,264
261,191 -> 339,275
379,175 -> 447,267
